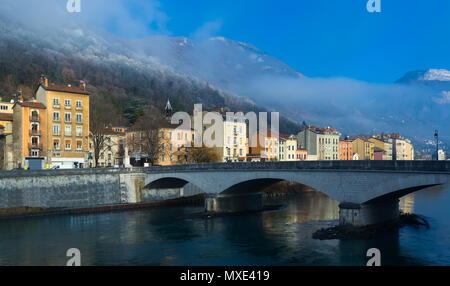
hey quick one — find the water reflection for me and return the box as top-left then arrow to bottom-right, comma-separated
0,185 -> 448,266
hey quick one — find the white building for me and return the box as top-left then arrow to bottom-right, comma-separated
222,113 -> 247,162
279,134 -> 297,161
438,149 -> 446,161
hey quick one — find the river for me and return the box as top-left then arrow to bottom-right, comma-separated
0,185 -> 449,266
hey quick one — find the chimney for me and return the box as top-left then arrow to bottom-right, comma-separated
40,75 -> 48,87
80,80 -> 86,91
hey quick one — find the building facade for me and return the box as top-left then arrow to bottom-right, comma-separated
279,134 -> 297,161
339,139 -> 354,160
297,124 -> 340,160
369,137 -> 392,160
12,101 -> 48,169
352,137 -> 374,160
35,78 -> 90,168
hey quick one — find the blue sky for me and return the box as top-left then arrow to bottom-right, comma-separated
11,0 -> 447,83
100,0 -> 449,83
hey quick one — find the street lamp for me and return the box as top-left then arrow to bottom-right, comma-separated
434,130 -> 439,160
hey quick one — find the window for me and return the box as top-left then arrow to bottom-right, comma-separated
65,125 -> 71,136
65,140 -> 71,150
65,113 -> 71,122
53,125 -> 60,135
76,126 -> 82,137
53,112 -> 60,121
170,155 -> 173,163
161,154 -> 165,162
64,99 -> 71,108
53,139 -> 60,150
76,114 -> 82,123
76,100 -> 82,108
53,98 -> 59,106
177,133 -> 181,140
76,140 -> 83,150
0,105 -> 8,111
161,131 -> 165,139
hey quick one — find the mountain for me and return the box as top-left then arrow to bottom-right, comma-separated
0,8 -> 448,152
125,36 -> 304,91
0,16 -> 300,132
396,69 -> 450,91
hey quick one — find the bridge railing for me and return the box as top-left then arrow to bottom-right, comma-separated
0,160 -> 448,178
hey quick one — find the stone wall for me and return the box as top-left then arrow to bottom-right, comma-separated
0,172 -> 121,208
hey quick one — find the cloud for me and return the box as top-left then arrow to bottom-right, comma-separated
0,0 -> 170,38
191,19 -> 223,41
433,91 -> 450,104
230,75 -> 448,139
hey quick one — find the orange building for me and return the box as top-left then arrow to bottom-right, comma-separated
296,148 -> 308,161
12,101 -> 48,169
339,139 -> 353,160
36,77 -> 90,168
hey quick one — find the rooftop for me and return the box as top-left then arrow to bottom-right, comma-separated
41,83 -> 90,95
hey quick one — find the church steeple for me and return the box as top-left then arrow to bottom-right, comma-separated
164,98 -> 173,120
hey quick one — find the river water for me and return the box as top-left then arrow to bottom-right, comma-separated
0,185 -> 449,266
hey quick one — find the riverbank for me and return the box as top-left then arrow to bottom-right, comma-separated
0,194 -> 205,220
312,212 -> 430,240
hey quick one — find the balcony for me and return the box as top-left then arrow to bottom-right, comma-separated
53,104 -> 60,109
75,106 -> 83,111
29,129 -> 41,136
64,105 -> 72,110
53,117 -> 60,122
30,116 -> 40,122
28,143 -> 43,150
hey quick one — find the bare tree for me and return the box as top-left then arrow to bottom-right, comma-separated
187,146 -> 222,163
129,113 -> 169,166
89,95 -> 124,167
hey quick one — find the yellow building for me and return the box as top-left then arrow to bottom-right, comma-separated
89,128 -> 125,167
279,134 -> 297,161
126,122 -> 193,166
352,137 -> 374,160
368,138 -> 392,160
35,77 -> 90,168
12,101 -> 48,169
0,113 -> 13,135
0,101 -> 14,114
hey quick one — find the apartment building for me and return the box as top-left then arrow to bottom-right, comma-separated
352,137 -> 374,160
90,128 -> 125,167
127,121 -> 193,166
296,148 -> 308,161
369,137 -> 392,160
35,77 -> 90,168
279,134 -> 297,161
339,139 -> 354,160
12,101 -> 47,169
297,124 -> 340,160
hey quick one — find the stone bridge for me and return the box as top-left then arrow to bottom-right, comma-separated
0,161 -> 449,226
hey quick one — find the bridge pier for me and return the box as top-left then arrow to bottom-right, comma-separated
339,199 -> 399,227
205,193 -> 263,213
